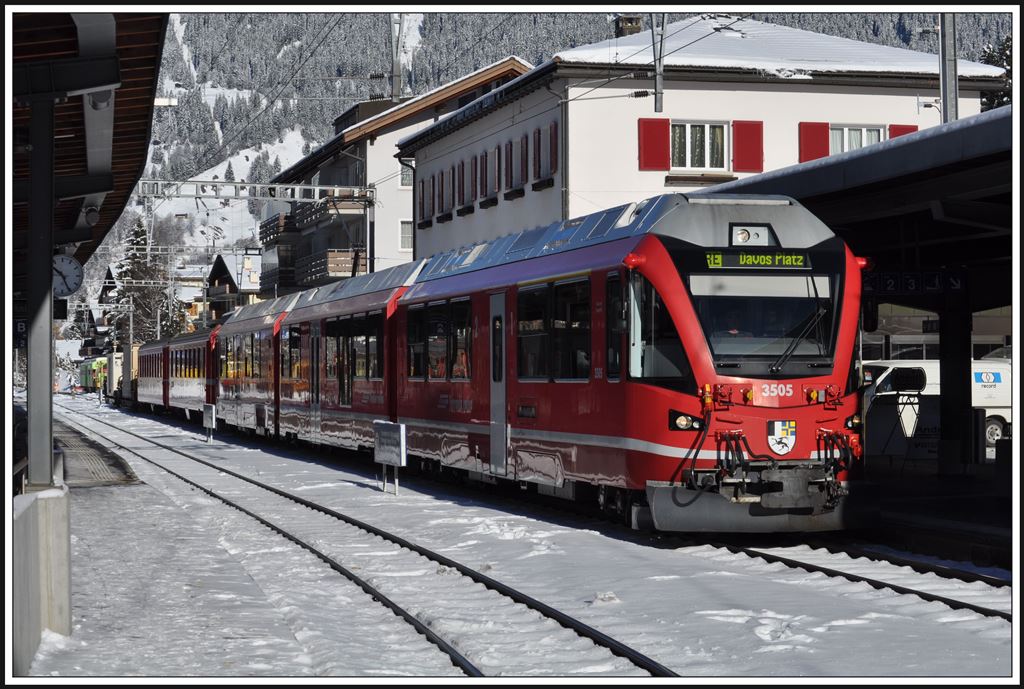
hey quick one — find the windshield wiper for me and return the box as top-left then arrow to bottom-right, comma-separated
768,306 -> 828,374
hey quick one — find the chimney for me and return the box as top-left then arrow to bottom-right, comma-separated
615,15 -> 642,38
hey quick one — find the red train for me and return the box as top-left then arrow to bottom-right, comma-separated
134,193 -> 865,532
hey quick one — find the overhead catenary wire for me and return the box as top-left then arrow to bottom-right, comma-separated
154,15 -> 345,217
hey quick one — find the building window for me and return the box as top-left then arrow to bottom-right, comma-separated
517,285 -> 549,379
400,220 -> 413,251
671,122 -> 727,170
400,159 -> 414,187
830,125 -> 883,154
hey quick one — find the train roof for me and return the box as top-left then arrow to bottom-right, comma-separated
218,293 -> 301,336
139,338 -> 172,354
412,193 -> 833,286
400,193 -> 835,303
167,325 -> 220,348
282,260 -> 426,325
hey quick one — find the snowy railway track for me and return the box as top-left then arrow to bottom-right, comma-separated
701,541 -> 1012,622
55,404 -> 675,678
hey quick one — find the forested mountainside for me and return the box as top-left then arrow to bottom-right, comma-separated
151,12 -> 1011,183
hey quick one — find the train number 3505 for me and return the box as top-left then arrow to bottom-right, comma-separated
761,383 -> 794,397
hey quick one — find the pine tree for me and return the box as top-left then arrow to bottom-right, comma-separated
112,217 -> 190,344
980,35 -> 1012,111
225,159 -> 235,182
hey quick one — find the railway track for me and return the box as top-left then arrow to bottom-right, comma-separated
691,540 -> 1011,623
55,402 -> 675,678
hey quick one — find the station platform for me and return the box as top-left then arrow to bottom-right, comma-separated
27,411 -> 317,676
860,443 -> 1013,568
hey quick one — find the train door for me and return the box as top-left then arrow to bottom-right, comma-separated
489,292 -> 508,475
310,321 -> 321,444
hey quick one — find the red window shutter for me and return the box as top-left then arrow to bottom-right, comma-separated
550,121 -> 558,175
505,141 -> 513,190
732,120 -> 764,173
798,122 -> 830,162
418,179 -> 424,220
888,124 -> 918,139
638,118 -> 670,170
450,166 -> 456,209
438,173 -> 444,212
520,134 -> 528,186
458,161 -> 465,206
429,175 -> 435,216
533,128 -> 541,179
471,156 -> 478,201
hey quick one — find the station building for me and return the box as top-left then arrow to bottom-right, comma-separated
394,15 -> 1007,359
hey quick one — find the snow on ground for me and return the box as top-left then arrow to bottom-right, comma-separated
36,396 -> 1013,678
400,13 -> 424,74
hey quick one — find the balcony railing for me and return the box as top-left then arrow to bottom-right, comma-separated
207,283 -> 232,298
294,189 -> 372,230
259,212 -> 297,244
295,248 -> 367,285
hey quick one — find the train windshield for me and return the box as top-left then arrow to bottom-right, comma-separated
688,273 -> 838,367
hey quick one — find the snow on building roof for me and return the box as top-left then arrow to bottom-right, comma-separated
555,15 -> 1003,78
397,16 -> 1004,154
341,56 -> 533,140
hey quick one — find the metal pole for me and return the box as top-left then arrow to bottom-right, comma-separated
27,97 -> 55,489
650,13 -> 666,113
391,13 -> 403,101
938,13 -> 959,123
123,298 -> 133,401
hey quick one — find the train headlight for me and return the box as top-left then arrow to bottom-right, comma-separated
845,414 -> 862,429
735,228 -> 751,243
670,410 -> 700,431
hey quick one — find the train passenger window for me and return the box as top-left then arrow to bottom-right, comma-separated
252,333 -> 260,379
325,319 -> 338,380
607,274 -> 624,379
289,326 -> 302,379
339,317 -> 352,405
553,280 -> 590,380
407,306 -> 427,378
245,334 -> 254,378
367,311 -> 383,379
352,316 -> 367,379
630,274 -> 695,392
451,300 -> 472,380
517,285 -> 549,379
427,303 -> 449,380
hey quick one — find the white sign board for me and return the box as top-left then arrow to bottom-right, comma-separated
203,403 -> 217,430
373,420 -> 407,467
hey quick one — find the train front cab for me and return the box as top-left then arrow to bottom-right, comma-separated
630,197 -> 863,532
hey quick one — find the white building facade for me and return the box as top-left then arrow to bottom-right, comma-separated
262,56 -> 531,295
398,16 -> 1004,259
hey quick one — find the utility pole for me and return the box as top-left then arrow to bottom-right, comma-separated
938,13 -> 959,123
650,13 -> 667,113
391,13 -> 404,101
